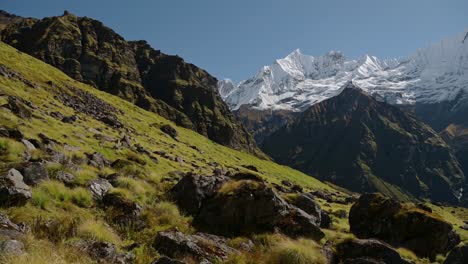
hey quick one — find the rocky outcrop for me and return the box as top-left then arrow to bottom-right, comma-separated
262,84 -> 465,204
153,231 -> 238,264
444,244 -> 468,264
0,169 -> 32,206
0,11 -> 262,156
334,239 -> 410,264
170,173 -> 324,240
349,193 -> 460,260
193,180 -> 323,240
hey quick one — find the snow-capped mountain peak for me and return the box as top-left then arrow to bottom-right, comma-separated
219,30 -> 468,112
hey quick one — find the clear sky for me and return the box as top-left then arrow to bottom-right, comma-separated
1,0 -> 468,82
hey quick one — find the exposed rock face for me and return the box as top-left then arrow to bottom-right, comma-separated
0,169 -> 32,206
334,239 -> 410,264
262,84 -> 465,204
153,231 -> 238,263
169,172 -> 229,215
444,244 -> 468,264
234,106 -> 297,144
0,11 -> 261,156
349,193 -> 460,260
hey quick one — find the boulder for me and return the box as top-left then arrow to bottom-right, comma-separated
0,239 -> 25,256
349,193 -> 460,260
61,115 -> 78,123
194,180 -> 323,240
21,139 -> 36,152
160,124 -> 178,139
0,169 -> 32,206
291,193 -> 322,224
169,173 -> 229,215
19,162 -> 49,186
6,96 -> 32,119
88,178 -> 112,200
444,244 -> 468,264
335,238 -> 410,264
153,231 -> 238,263
102,192 -> 144,229
0,212 -> 23,239
75,240 -> 134,264
55,171 -> 76,185
86,152 -> 110,168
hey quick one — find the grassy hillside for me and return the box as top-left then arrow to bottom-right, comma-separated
0,41 -> 466,264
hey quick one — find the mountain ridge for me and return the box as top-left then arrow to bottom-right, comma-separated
0,10 -> 263,157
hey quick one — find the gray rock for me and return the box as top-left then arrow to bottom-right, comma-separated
160,124 -> 178,139
0,212 -> 23,239
20,162 -> 49,186
74,240 -> 134,264
88,178 -> 112,200
292,193 -> 322,225
169,173 -> 229,215
0,169 -> 32,206
55,171 -> 75,185
0,239 -> 25,256
335,239 -> 410,264
153,231 -> 237,263
21,139 -> 36,152
87,152 -> 110,168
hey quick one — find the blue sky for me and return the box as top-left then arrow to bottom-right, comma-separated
2,0 -> 468,82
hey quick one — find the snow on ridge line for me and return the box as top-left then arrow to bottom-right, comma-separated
219,29 -> 468,112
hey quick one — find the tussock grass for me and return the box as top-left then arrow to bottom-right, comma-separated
76,219 -> 121,245
0,234 -> 93,264
266,238 -> 326,264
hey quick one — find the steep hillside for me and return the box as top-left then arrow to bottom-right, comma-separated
262,83 -> 466,204
0,40 -> 467,264
0,11 -> 261,156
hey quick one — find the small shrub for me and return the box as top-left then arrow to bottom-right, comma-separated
219,180 -> 261,195
140,201 -> 192,238
266,239 -> 326,264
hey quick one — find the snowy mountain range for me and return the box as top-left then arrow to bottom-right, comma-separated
220,30 -> 468,112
